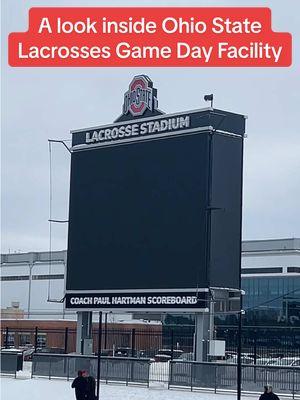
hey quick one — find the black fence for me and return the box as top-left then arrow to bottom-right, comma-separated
32,353 -> 151,386
169,361 -> 300,398
2,349 -> 300,397
216,325 -> 300,359
2,325 -> 300,360
30,354 -> 300,397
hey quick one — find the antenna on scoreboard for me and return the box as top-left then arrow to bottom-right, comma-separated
47,139 -> 71,303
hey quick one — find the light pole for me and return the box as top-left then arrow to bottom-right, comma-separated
237,299 -> 243,400
96,311 -> 102,400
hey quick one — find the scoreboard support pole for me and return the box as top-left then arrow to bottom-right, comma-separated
194,312 -> 210,361
76,311 -> 93,354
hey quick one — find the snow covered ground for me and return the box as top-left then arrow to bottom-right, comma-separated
0,375 -> 243,400
0,362 -> 294,400
0,363 -> 249,400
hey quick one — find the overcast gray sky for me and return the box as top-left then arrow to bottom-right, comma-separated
1,0 -> 300,253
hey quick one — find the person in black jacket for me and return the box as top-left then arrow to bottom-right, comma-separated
71,370 -> 87,400
83,370 -> 96,400
259,385 -> 280,400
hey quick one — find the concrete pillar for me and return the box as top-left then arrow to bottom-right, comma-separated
76,311 -> 93,354
194,312 -> 210,361
27,263 -> 33,319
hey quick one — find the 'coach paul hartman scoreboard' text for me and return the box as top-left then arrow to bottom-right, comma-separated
84,115 -> 190,144
69,294 -> 198,306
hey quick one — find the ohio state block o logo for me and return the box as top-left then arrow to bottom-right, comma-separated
122,75 -> 158,117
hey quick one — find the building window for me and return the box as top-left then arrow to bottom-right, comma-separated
1,274 -> 64,281
2,332 -> 15,347
37,334 -> 47,348
242,267 -> 282,274
19,333 -> 32,347
32,274 -> 64,280
287,267 -> 300,273
1,275 -> 29,281
242,276 -> 300,326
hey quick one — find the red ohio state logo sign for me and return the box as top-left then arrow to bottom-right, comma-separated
122,75 -> 158,117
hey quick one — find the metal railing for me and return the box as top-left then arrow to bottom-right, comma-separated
2,325 -> 300,361
3,350 -> 300,398
169,361 -> 300,398
32,353 -> 151,386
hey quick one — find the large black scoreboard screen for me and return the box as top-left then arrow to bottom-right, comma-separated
65,107 -> 245,311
